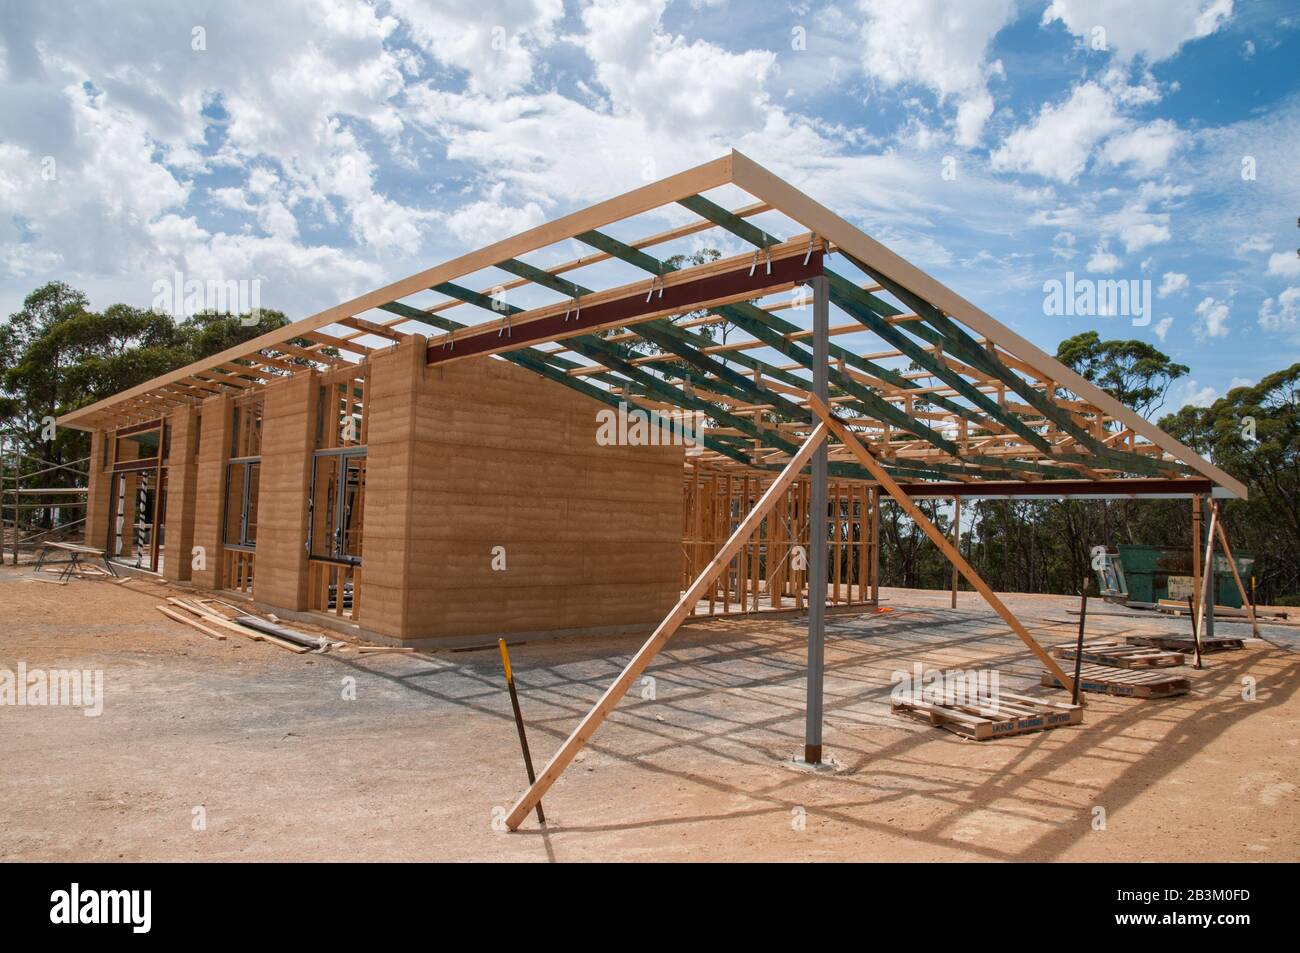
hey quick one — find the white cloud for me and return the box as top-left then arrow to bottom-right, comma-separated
1153,315 -> 1173,341
389,0 -> 563,98
1042,0 -> 1235,63
1266,251 -> 1300,278
145,213 -> 382,312
1157,271 -> 1188,297
1118,220 -> 1170,252
1100,201 -> 1171,252
856,0 -> 1015,147
1099,119 -> 1184,175
0,0 -> 435,316
1178,379 -> 1220,407
1258,286 -> 1300,331
579,0 -> 776,139
1194,295 -> 1230,338
991,70 -> 1191,186
1050,230 -> 1078,260
1086,241 -> 1122,272
1185,96 -> 1300,259
954,90 -> 996,148
444,183 -> 546,248
0,84 -> 190,281
991,81 -> 1124,182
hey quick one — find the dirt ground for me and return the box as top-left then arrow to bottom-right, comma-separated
1,564 -> 1297,862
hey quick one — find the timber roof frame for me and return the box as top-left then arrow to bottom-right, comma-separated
58,151 -> 1246,500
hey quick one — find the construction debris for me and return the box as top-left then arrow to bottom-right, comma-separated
156,604 -> 227,641
233,615 -> 333,652
161,597 -> 318,654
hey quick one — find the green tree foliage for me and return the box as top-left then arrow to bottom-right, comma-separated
0,282 -> 289,526
1160,365 -> 1300,602
1054,330 -> 1188,419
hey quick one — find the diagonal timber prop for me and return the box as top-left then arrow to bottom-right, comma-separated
806,395 -> 1077,695
1213,518 -> 1259,638
505,422 -> 831,830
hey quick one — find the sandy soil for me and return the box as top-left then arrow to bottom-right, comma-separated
1,565 -> 1296,862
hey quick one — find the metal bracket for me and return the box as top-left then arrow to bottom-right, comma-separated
645,275 -> 665,303
564,294 -> 582,323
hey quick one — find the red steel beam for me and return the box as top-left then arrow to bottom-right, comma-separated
426,251 -> 823,366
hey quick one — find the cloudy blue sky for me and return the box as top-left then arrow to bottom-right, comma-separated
1,0 -> 1297,412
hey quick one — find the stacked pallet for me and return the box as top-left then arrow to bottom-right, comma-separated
892,690 -> 1082,740
1126,633 -> 1245,654
1042,663 -> 1190,698
1050,639 -> 1183,669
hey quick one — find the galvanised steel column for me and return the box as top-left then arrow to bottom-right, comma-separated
804,275 -> 829,765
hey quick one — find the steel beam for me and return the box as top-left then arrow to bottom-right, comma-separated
426,251 -> 822,366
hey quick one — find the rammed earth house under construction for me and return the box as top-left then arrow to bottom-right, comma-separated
59,152 -> 1247,822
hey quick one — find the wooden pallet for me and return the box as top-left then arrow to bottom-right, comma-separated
1042,663 -> 1190,698
892,691 -> 1082,741
1125,634 -> 1245,654
1050,639 -> 1184,669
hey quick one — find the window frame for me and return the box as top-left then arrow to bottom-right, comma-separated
307,446 -> 366,566
222,456 -> 261,551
